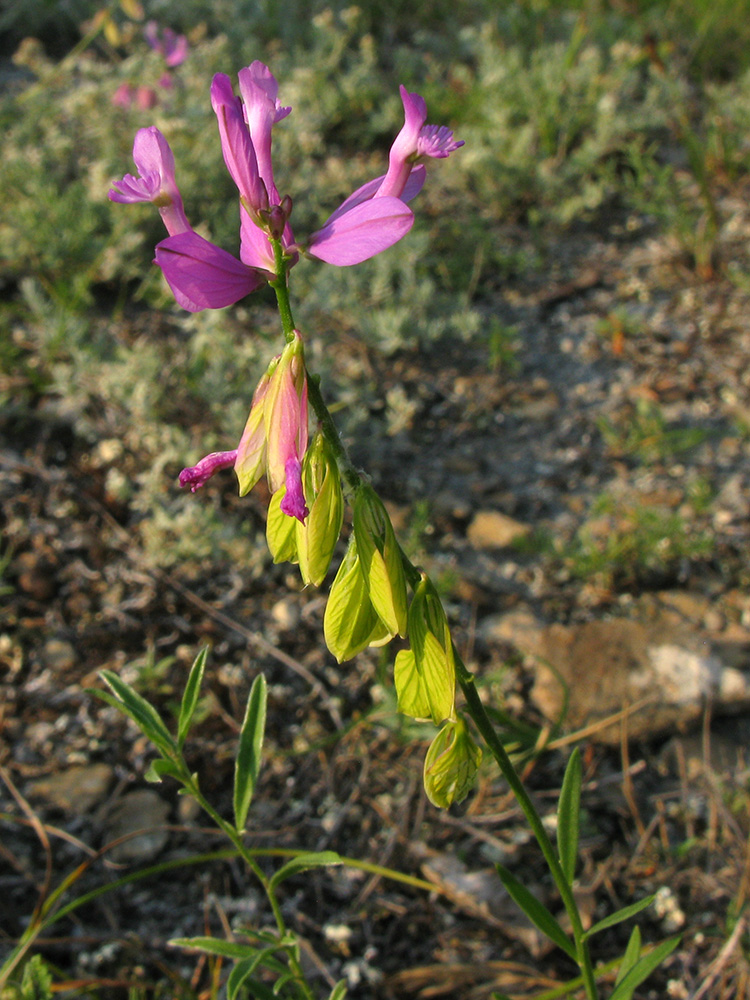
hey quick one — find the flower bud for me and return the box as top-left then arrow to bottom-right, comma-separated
405,573 -> 456,725
423,716 -> 482,809
296,434 -> 344,586
266,486 -> 299,564
234,360 -> 275,497
263,331 -> 309,522
352,486 -> 408,637
324,535 -> 391,662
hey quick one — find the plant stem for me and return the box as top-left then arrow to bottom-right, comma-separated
270,239 -> 297,341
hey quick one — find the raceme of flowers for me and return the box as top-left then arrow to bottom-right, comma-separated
109,61 -> 463,312
110,63 -> 462,522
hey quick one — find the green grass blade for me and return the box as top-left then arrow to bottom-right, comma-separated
233,673 -> 267,833
495,865 -> 577,961
557,747 -> 582,884
177,647 -> 208,750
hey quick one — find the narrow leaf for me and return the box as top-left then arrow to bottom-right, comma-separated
177,647 -> 208,750
495,865 -> 577,961
227,941 -> 296,1000
234,674 -> 267,832
327,981 -> 348,1000
269,850 -> 343,891
615,925 -> 642,988
96,671 -> 176,756
585,895 -> 655,939
170,936 -> 258,959
608,937 -> 680,1000
144,758 -> 184,784
557,747 -> 582,884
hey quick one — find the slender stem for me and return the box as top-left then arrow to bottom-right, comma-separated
455,657 -> 598,999
269,238 -> 296,341
306,375 -> 361,498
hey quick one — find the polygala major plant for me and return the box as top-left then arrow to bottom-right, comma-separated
75,60 -> 678,999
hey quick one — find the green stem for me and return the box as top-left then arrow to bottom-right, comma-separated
454,657 -> 598,999
269,238 -> 297,342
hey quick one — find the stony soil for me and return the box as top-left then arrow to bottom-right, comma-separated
3,189 -> 750,998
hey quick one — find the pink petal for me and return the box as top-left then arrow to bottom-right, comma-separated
323,165 -> 426,226
211,74 -> 266,214
308,198 -> 414,266
279,457 -> 309,522
155,231 -> 266,311
179,450 -> 238,491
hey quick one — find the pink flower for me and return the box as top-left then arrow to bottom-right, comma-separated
180,332 -> 310,522
111,67 -> 464,311
108,127 -> 190,237
306,86 -> 463,266
144,22 -> 189,68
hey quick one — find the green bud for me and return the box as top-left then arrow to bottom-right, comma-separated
423,716 -> 482,809
407,574 -> 456,725
352,486 -> 408,637
393,648 -> 432,721
266,486 -> 299,564
296,434 -> 344,586
324,535 -> 392,662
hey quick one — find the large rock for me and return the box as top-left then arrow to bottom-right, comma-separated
483,596 -> 750,743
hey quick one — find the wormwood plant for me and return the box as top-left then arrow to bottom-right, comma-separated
2,62 -> 679,999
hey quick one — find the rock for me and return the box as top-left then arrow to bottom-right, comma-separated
488,598 -> 750,743
102,789 -> 171,863
270,596 -> 301,631
467,511 -> 530,550
29,763 -> 114,813
42,638 -> 76,672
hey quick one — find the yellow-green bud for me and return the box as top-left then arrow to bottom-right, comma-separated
296,434 -> 344,586
406,574 -> 456,725
266,486 -> 299,564
352,486 -> 408,637
324,535 -> 392,662
423,716 -> 482,808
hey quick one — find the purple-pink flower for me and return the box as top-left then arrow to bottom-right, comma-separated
144,22 -> 189,68
180,332 -> 310,522
109,65 -> 463,311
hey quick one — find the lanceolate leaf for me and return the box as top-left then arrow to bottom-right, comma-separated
96,670 -> 176,757
269,850 -> 343,891
226,940 -> 297,1000
177,647 -> 208,750
557,747 -> 582,884
233,674 -> 267,832
495,864 -> 577,961
608,937 -> 680,1000
615,925 -> 642,988
170,936 -> 258,959
585,895 -> 655,940
327,981 -> 348,1000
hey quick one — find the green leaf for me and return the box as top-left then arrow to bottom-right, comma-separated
323,536 -> 392,662
327,981 -> 348,1000
495,864 -> 577,961
585,895 -> 655,940
615,925 -> 642,988
266,487 -> 299,564
170,936 -> 258,959
95,671 -> 176,757
608,937 -> 680,1000
226,940 -> 297,1000
144,758 -> 184,784
233,674 -> 267,833
407,575 -> 456,724
177,647 -> 208,750
269,850 -> 343,891
394,648 -> 432,720
230,979 -> 276,1000
557,747 -> 582,884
